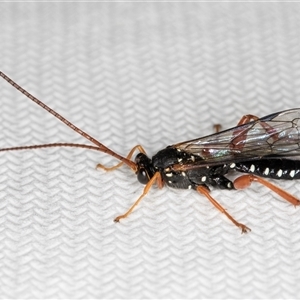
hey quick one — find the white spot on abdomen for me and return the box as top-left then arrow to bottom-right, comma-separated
290,170 -> 296,178
250,164 -> 255,172
263,168 -> 270,176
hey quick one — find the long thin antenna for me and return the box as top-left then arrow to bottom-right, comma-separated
0,143 -> 109,153
0,71 -> 137,171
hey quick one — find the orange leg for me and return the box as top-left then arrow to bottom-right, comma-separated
96,144 -> 147,171
231,114 -> 279,151
197,186 -> 251,233
236,114 -> 259,126
114,172 -> 162,222
237,114 -> 278,137
213,124 -> 222,133
234,174 -> 300,206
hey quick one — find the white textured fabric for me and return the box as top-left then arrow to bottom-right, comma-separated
1,2 -> 300,299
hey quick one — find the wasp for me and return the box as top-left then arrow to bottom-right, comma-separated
1,71 -> 300,233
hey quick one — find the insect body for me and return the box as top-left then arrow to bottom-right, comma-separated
1,70 -> 300,233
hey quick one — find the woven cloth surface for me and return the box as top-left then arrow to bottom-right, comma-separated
1,2 -> 300,299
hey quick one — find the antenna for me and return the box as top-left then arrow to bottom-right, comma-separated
0,71 -> 137,171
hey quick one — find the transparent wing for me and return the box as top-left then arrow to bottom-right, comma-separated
173,108 -> 300,167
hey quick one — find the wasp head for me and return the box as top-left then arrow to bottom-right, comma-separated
135,153 -> 155,184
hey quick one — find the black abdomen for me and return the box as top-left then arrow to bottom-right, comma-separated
235,158 -> 300,180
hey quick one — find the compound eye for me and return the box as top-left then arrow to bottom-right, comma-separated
137,168 -> 149,184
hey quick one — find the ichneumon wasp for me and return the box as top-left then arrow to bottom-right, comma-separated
1,70 -> 300,233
